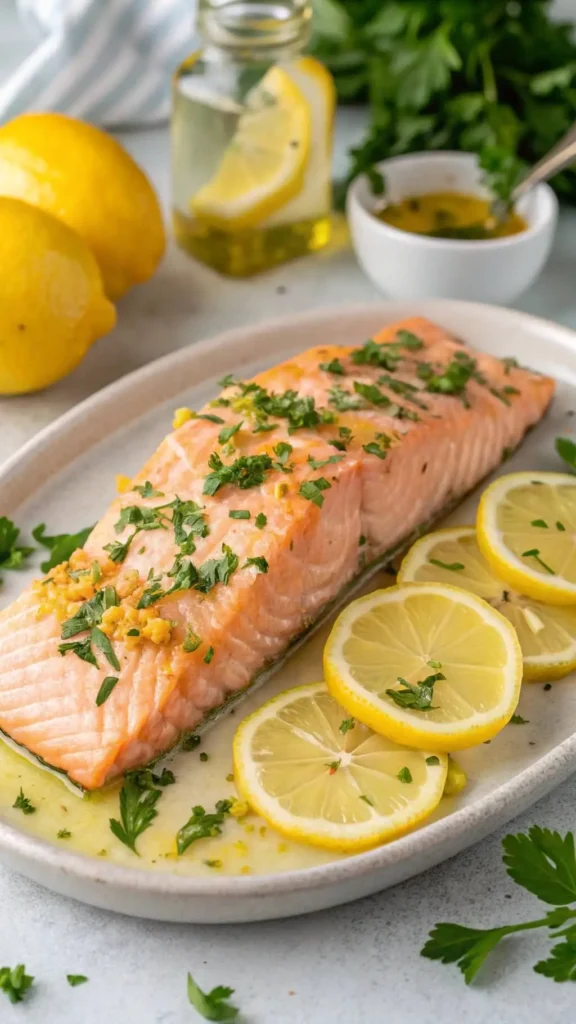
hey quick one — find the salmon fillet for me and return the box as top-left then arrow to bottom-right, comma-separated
0,317 -> 554,789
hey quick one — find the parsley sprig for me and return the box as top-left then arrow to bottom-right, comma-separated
386,672 -> 444,711
187,972 -> 238,1021
177,799 -> 233,856
32,522 -> 94,573
422,826 -> 576,985
0,517 -> 34,579
109,769 -> 174,855
0,964 -> 34,1004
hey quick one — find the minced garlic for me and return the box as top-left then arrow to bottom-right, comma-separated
172,407 -> 194,429
100,604 -> 172,647
115,474 -> 132,494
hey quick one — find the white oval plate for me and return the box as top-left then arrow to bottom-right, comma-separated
1,299 -> 576,924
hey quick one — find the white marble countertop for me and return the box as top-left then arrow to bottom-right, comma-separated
3,4 -> 576,1022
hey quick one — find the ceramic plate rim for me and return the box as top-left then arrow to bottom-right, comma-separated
1,298 -> 576,904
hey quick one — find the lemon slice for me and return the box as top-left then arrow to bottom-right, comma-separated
190,66 -> 311,231
324,583 -> 522,751
398,526 -> 576,681
477,472 -> 576,605
233,682 -> 447,851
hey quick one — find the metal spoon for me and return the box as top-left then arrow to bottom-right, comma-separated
491,119 -> 576,224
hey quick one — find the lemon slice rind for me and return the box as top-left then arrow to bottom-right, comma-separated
233,682 -> 448,852
399,525 -> 576,682
324,583 -> 522,752
477,472 -> 576,606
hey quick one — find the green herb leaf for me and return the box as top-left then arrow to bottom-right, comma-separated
298,478 -> 332,507
58,636 -> 98,667
429,558 -> 465,572
243,556 -> 269,574
95,676 -> 119,706
328,384 -> 364,412
13,788 -> 35,815
0,964 -> 34,1004
32,522 -> 94,573
510,714 -> 529,725
91,627 -> 120,671
319,357 -> 345,375
426,756 -> 440,766
255,513 -> 267,530
502,827 -> 576,906
522,549 -> 555,575
386,673 -> 444,711
203,452 -> 273,495
134,481 -> 164,498
177,800 -> 233,856
0,517 -> 34,573
57,828 -> 72,839
534,940 -> 576,982
204,646 -> 215,664
187,972 -> 238,1022
531,519 -> 548,528
109,776 -> 163,855
353,380 -> 391,407
398,766 -> 412,783
67,975 -> 88,987
183,628 -> 202,653
307,454 -> 344,470
229,510 -> 250,520
339,717 -> 355,734
556,436 -> 576,471
421,922 -> 516,985
218,422 -> 242,445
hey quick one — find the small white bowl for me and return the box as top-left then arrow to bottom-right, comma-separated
347,151 -> 558,304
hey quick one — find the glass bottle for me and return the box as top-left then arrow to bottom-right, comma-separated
171,0 -> 334,276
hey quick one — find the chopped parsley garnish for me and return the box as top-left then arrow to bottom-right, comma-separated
426,756 -> 440,766
0,517 -> 34,576
421,825 -> 576,986
243,556 -> 269,574
363,433 -> 392,459
319,357 -> 345,375
522,549 -> 555,575
60,587 -> 118,639
218,421 -> 242,445
109,773 -> 165,855
428,659 -> 442,670
204,646 -> 215,664
307,454 -> 344,470
328,384 -> 363,411
183,628 -> 202,653
199,752 -> 209,763
57,828 -> 72,839
182,734 -> 201,751
298,478 -> 331,507
255,513 -> 267,530
510,714 -> 529,725
203,452 -> 273,495
58,636 -> 98,667
326,759 -> 341,774
531,519 -> 548,528
134,481 -> 164,498
377,373 -> 428,408
398,766 -> 413,784
502,356 -> 519,374
339,717 -> 355,734
386,673 -> 444,711
0,965 -> 34,1004
353,380 -> 391,407
352,339 -> 401,371
556,436 -> 576,471
218,373 -> 239,388
557,521 -> 566,532
91,626 -> 120,670
359,794 -> 374,806
417,352 -> 479,402
273,441 -> 293,470
95,676 -> 119,706
229,510 -> 250,520
187,972 -> 238,1022
32,522 -> 94,573
429,558 -> 465,572
13,788 -> 35,815
204,859 -> 222,868
67,975 -> 88,987
395,329 -> 424,351
229,381 -> 335,433
177,799 -> 233,855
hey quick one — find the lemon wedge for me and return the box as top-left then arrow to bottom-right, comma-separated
477,472 -> 576,605
398,526 -> 576,681
233,682 -> 447,852
324,583 -> 522,752
190,66 -> 310,231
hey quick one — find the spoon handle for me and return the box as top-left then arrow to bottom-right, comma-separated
514,120 -> 576,200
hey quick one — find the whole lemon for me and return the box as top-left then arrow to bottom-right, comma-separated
0,197 -> 116,394
0,113 -> 166,299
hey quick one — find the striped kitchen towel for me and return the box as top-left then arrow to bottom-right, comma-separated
0,0 -> 197,127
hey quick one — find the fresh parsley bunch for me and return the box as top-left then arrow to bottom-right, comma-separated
422,826 -> 576,983
310,0 -> 576,203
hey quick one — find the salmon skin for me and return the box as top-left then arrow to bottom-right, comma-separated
0,318 -> 554,789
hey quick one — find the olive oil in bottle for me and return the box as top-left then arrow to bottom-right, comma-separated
171,0 -> 334,276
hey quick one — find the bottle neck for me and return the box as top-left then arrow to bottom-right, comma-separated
198,0 -> 311,62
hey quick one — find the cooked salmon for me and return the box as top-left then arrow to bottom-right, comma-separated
0,317 -> 554,789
